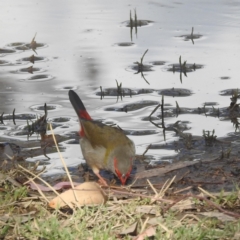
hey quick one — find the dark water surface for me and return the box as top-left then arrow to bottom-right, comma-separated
0,0 -> 240,176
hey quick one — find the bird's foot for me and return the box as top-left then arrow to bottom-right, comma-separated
92,167 -> 109,186
98,177 -> 108,186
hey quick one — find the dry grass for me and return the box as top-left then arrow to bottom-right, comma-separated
1,166 -> 240,240
1,126 -> 240,239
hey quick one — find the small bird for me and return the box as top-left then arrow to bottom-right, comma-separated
68,90 -> 135,186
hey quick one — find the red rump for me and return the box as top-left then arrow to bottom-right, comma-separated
78,109 -> 92,120
78,109 -> 91,137
79,125 -> 85,137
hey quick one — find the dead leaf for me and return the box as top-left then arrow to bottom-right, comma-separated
171,198 -> 195,211
233,231 -> 240,240
147,216 -> 164,225
136,205 -> 160,215
0,211 -> 36,224
134,226 -> 156,240
49,182 -> 107,209
199,212 -> 236,222
118,222 -> 138,236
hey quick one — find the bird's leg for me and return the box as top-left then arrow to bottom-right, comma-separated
92,166 -> 108,186
96,172 -> 108,186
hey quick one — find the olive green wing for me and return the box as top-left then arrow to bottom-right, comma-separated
81,119 -> 133,149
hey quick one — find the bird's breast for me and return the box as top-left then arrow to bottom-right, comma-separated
79,138 -> 108,169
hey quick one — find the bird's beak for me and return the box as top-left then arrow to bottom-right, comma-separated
120,175 -> 128,185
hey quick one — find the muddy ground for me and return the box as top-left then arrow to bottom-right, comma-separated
1,122 -> 240,195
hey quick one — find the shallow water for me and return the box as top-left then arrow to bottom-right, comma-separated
0,0 -> 240,175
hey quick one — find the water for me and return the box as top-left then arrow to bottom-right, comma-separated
0,0 -> 240,175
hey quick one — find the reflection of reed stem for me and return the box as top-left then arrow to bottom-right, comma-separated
161,96 -> 165,128
12,109 -> 16,125
141,49 -> 148,65
148,96 -> 166,140
149,104 -> 161,118
0,112 -> 4,124
129,89 -> 132,98
115,79 -> 123,102
175,101 -> 181,117
100,86 -> 104,100
134,9 -> 138,35
27,119 -> 31,140
203,104 -> 207,117
191,27 -> 194,44
130,10 -> 133,41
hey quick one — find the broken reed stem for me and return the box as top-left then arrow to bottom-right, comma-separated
179,214 -> 201,224
160,175 -> 176,196
0,112 -> 4,124
164,192 -> 240,219
141,49 -> 148,65
142,144 -> 151,157
158,222 -> 172,238
173,186 -> 192,194
161,95 -> 165,129
148,100 -> 166,138
24,166 -> 47,184
161,95 -> 167,140
12,109 -> 16,125
147,179 -> 158,195
104,188 -> 172,204
141,71 -> 150,85
150,176 -> 176,204
198,186 -> 217,200
149,104 -> 161,119
134,8 -> 137,32
49,123 -> 78,203
140,217 -> 150,234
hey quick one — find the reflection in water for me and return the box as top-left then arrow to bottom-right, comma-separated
16,55 -> 47,64
0,0 -> 240,175
177,27 -> 203,44
125,9 -> 153,41
25,74 -> 54,82
11,66 -> 43,74
115,42 -> 135,47
0,48 -> 16,56
133,49 -> 150,84
30,104 -> 62,112
167,56 -> 203,84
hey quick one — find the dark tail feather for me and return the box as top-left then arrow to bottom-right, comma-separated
68,90 -> 92,120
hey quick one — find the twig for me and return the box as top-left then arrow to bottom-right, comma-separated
49,123 -> 78,203
198,186 -> 217,200
19,164 -> 71,208
150,176 -> 176,204
165,193 -> 240,219
147,179 -> 158,195
142,144 -> 151,157
149,104 -> 161,119
140,217 -> 150,234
